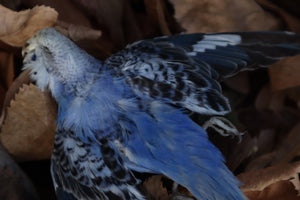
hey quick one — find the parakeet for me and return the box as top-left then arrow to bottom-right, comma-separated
22,28 -> 300,200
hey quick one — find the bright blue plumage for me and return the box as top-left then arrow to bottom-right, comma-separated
22,28 -> 300,200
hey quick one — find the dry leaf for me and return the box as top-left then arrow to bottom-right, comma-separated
244,180 -> 300,200
0,70 -> 31,126
257,0 -> 300,33
0,4 -> 58,47
269,55 -> 300,91
169,0 -> 280,33
238,161 -> 300,192
0,83 -> 56,161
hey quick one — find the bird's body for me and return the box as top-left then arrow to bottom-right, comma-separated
23,28 -> 300,200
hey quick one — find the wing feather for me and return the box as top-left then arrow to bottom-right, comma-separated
105,31 -> 300,116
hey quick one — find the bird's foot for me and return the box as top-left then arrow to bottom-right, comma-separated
202,116 -> 245,142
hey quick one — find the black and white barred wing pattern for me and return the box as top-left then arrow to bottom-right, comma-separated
105,32 -> 300,116
51,129 -> 144,200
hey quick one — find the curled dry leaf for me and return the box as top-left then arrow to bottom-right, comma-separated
238,161 -> 300,192
244,180 -> 300,200
55,21 -> 102,42
0,83 -> 56,162
169,0 -> 280,33
0,4 -> 58,47
269,55 -> 300,91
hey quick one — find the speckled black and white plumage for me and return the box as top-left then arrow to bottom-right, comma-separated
22,28 -> 300,200
106,31 -> 300,117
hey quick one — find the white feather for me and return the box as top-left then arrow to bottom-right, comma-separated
192,34 -> 242,52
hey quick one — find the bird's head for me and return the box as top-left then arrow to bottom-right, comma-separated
22,28 -> 101,93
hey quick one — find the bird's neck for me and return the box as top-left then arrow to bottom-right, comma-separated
48,51 -> 102,104
52,70 -> 122,141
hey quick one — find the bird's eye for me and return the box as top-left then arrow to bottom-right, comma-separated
33,71 -> 37,75
31,54 -> 36,61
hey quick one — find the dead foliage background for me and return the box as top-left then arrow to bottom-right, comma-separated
0,0 -> 300,199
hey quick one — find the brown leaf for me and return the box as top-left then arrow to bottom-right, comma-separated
269,55 -> 300,91
257,0 -> 300,33
169,0 -> 280,33
238,161 -> 300,192
244,180 -> 300,200
0,4 -> 58,47
0,83 -> 56,161
0,70 -> 31,126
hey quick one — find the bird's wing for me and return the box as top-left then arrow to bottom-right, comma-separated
51,128 -> 144,200
113,101 -> 246,200
105,31 -> 300,116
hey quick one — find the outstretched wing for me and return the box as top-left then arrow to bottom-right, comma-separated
105,31 -> 300,116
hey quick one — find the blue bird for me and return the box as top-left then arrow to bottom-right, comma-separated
22,28 -> 300,200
